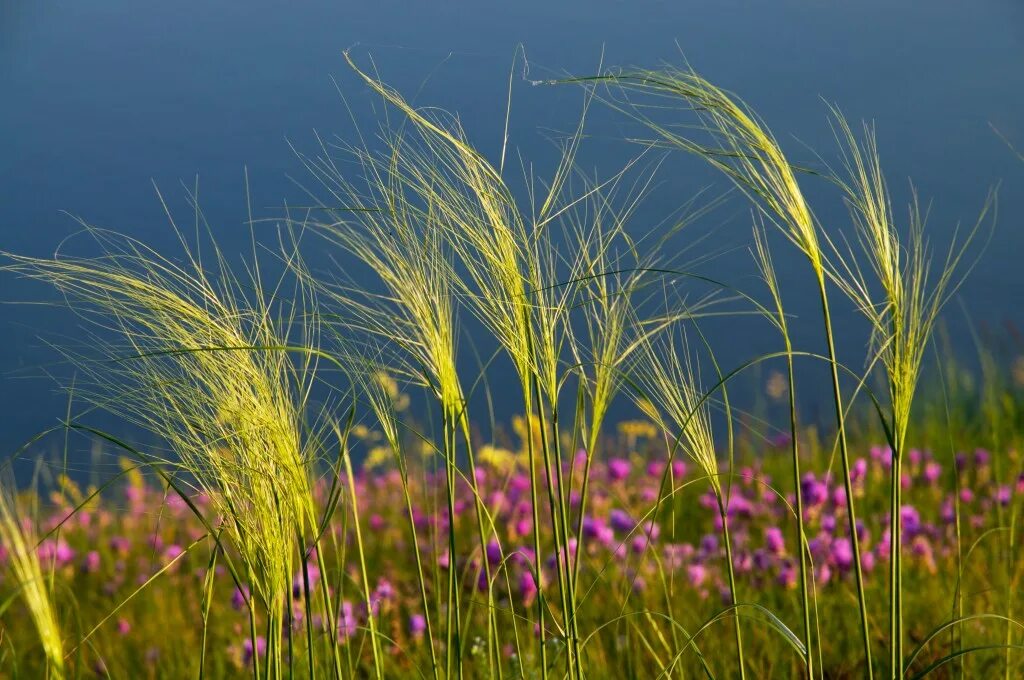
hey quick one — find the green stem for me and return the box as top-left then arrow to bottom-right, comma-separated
550,406 -> 582,678
718,496 -> 747,680
523,387 -> 549,676
341,444 -> 384,680
890,451 -> 902,679
401,478 -> 441,680
818,275 -> 874,677
248,584 -> 262,680
300,541 -> 316,680
534,387 -> 577,679
457,411 -> 504,680
785,340 -> 815,679
314,545 -> 343,679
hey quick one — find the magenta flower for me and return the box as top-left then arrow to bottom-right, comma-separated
851,457 -> 868,484
573,449 -> 588,468
699,533 -> 718,557
764,526 -> 786,555
663,543 -> 694,569
609,509 -> 634,534
900,505 -> 922,537
519,569 -> 539,604
831,485 -> 847,508
816,563 -> 833,585
232,585 -> 251,611
409,613 -> 427,638
777,561 -> 797,588
338,601 -> 358,640
582,517 -> 614,547
370,578 -> 394,614
515,517 -> 532,537
940,498 -> 956,524
996,485 -> 1012,507
243,636 -> 267,664
37,538 -> 75,567
830,537 -> 854,572
687,563 -> 707,588
486,540 -> 503,566
608,458 -> 631,482
801,473 -> 828,507
82,550 -> 101,574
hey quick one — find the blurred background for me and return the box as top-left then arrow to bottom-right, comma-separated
2,0 -> 1023,458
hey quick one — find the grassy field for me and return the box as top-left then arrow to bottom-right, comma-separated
1,57 -> 1021,678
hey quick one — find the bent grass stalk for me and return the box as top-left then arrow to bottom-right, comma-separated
0,482 -> 65,680
3,52 -> 1015,679
632,325 -> 746,677
752,225 -> 816,678
331,52 -> 605,677
296,63 -> 515,673
3,226 -> 323,679
582,65 -> 875,676
826,114 -> 992,678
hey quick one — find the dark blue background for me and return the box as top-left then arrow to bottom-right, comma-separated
3,1 -> 1023,460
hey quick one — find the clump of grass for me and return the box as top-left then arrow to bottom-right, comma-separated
0,481 -> 65,679
4,225 -> 326,678
631,324 -> 750,674
324,51 -> 600,678
294,84 -> 504,676
826,114 -> 993,677
751,224 -> 816,676
570,64 -> 875,675
4,50 -> 1020,680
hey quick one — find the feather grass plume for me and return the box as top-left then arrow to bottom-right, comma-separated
573,64 -> 875,675
0,483 -> 65,679
3,225 -> 321,676
826,113 -> 993,678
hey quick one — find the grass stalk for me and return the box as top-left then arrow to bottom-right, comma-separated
340,439 -> 384,679
818,279 -> 874,676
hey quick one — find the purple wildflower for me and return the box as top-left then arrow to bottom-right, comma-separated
243,636 -> 267,665
409,614 -> 427,638
765,526 -> 786,555
608,458 -> 631,482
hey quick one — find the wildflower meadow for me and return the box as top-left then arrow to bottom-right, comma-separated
2,56 -> 1023,679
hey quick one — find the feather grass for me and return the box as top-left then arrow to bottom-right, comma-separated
825,113 -> 994,678
0,481 -> 65,679
3,224 -> 324,678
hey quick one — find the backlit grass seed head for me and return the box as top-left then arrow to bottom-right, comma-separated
296,126 -> 468,418
340,53 -> 592,402
600,66 -> 824,273
828,115 -> 992,454
4,233 -> 318,615
633,329 -> 720,495
0,485 -> 65,679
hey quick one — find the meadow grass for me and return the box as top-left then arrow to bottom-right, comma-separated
1,57 -> 1020,679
